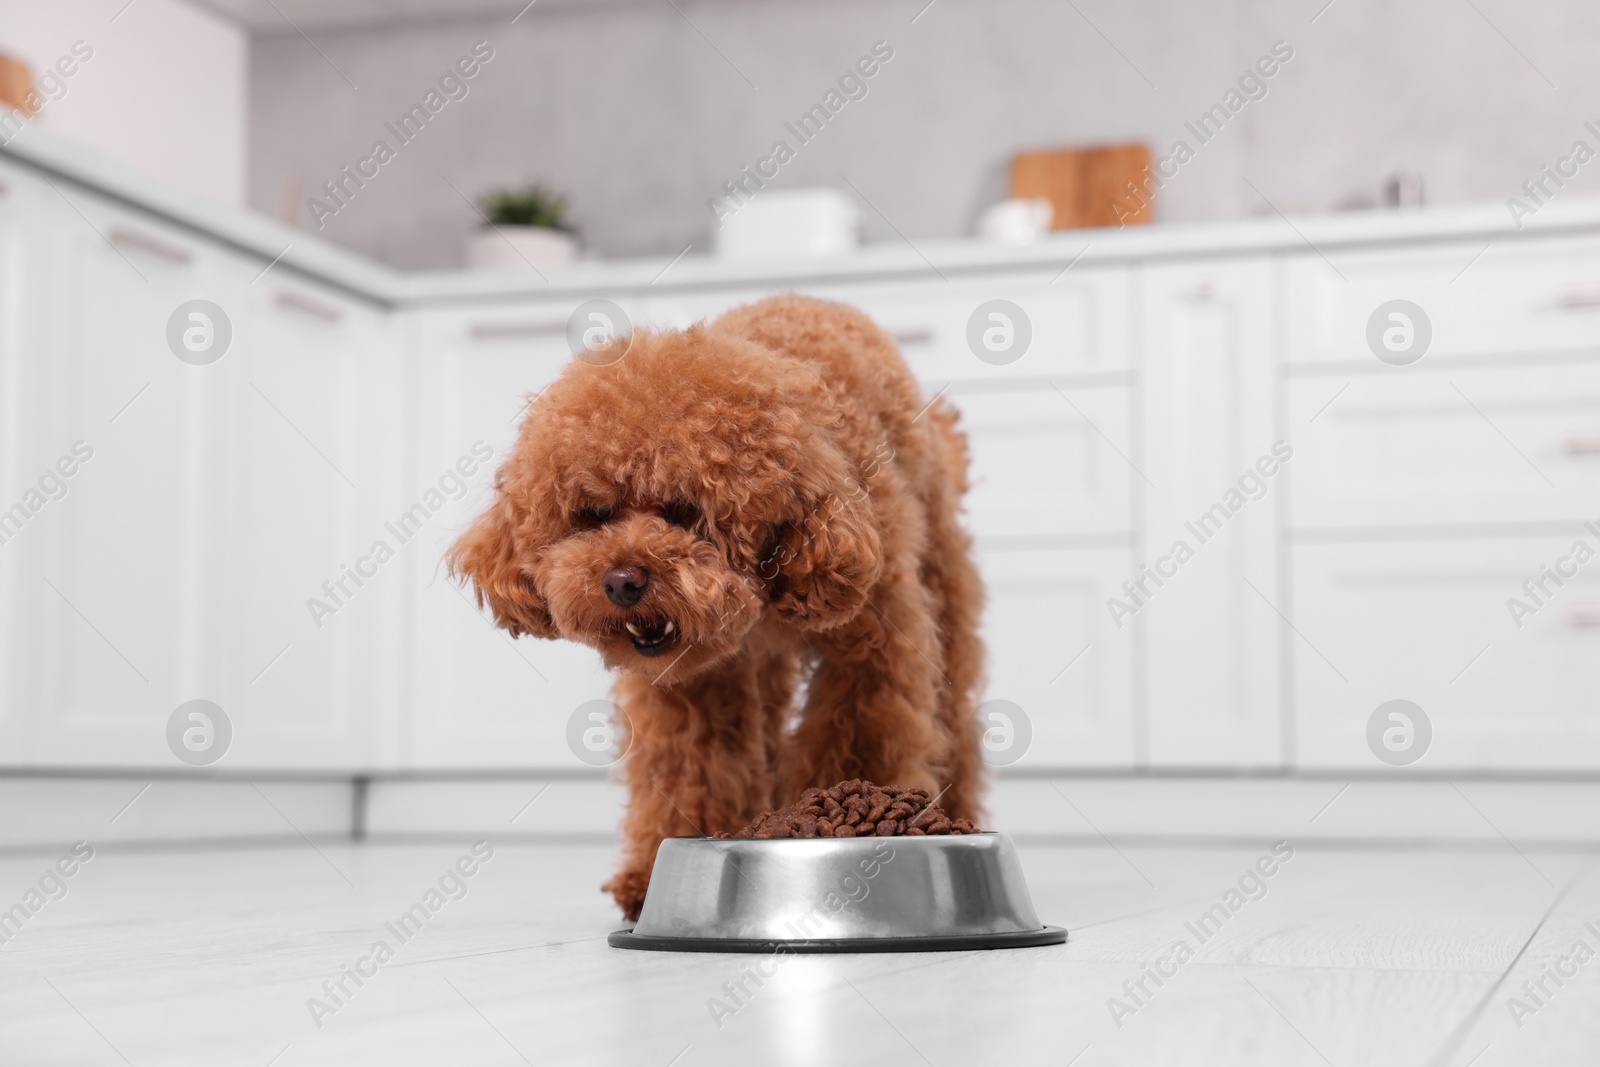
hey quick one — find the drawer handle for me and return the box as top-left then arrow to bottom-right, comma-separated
893,328 -> 935,347
275,289 -> 343,323
470,320 -> 566,339
1569,605 -> 1600,627
1562,432 -> 1600,454
109,226 -> 193,264
1557,285 -> 1600,308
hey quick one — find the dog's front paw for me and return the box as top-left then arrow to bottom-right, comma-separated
602,868 -> 652,922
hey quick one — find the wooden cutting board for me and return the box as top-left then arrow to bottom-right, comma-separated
0,54 -> 35,115
1012,144 -> 1153,229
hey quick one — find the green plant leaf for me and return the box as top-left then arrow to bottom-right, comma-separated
477,182 -> 575,233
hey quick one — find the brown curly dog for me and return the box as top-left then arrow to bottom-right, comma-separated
449,294 -> 985,919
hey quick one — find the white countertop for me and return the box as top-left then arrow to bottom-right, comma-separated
8,123 -> 1600,308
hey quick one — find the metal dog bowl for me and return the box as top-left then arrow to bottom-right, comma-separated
608,833 -> 1066,952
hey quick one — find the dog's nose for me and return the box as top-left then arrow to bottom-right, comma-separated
603,565 -> 649,607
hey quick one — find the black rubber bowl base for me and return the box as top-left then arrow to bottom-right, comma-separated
607,925 -> 1067,953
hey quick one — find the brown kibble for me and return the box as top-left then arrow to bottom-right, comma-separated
715,779 -> 983,840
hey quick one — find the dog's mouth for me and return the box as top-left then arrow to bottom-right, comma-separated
622,617 -> 679,657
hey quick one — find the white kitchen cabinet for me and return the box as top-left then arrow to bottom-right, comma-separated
1285,234 -> 1600,366
205,279 -> 403,769
400,303 -> 611,768
14,128 -> 1600,778
14,181 -> 223,766
0,160 -> 75,762
1138,258 -> 1282,766
1288,364 -> 1600,530
955,383 -> 1132,541
978,545 -> 1136,766
1292,537 -> 1600,768
818,270 -> 1131,385
0,165 -> 400,769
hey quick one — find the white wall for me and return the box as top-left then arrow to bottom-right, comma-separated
245,0 -> 1600,267
0,0 -> 246,205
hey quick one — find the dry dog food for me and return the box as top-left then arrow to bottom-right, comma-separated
717,778 -> 979,839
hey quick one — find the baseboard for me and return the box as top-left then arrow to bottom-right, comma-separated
3,772 -> 1599,850
0,777 -> 352,851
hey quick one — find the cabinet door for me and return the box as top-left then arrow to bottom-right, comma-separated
206,281 -> 403,769
1288,364 -> 1600,530
17,186 -> 223,766
979,546 -> 1136,766
1139,259 -> 1282,765
954,385 -> 1132,540
815,270 -> 1132,385
0,162 -> 76,761
1293,537 -> 1600,768
1285,235 -> 1600,366
403,304 -> 610,768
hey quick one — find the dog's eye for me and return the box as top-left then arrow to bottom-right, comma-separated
661,501 -> 701,529
575,505 -> 614,529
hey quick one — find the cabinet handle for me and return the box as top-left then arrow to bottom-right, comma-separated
470,320 -> 566,339
893,328 -> 935,347
109,226 -> 192,264
1562,432 -> 1600,454
275,289 -> 343,323
1569,605 -> 1600,627
1557,285 -> 1600,308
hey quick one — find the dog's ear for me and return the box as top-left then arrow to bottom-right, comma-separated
447,497 -> 557,639
764,485 -> 883,630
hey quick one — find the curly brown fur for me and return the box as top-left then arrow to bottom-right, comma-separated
449,294 -> 985,920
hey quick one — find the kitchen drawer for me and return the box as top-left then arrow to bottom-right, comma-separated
1292,538 -> 1600,768
827,270 -> 1131,382
1286,234 -> 1600,366
954,385 -> 1131,539
412,302 -> 594,432
642,290 -> 756,329
1288,365 -> 1600,529
978,546 -> 1136,766
650,272 -> 1132,382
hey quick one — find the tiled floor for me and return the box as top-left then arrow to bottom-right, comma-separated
1,837 -> 1596,1066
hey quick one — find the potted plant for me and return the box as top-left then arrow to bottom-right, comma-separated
465,183 -> 579,270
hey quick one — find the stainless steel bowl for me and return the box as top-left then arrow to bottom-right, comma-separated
609,833 -> 1066,952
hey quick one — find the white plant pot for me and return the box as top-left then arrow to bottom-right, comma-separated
465,225 -> 579,270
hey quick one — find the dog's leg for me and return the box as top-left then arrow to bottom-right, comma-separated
918,526 -> 986,823
758,647 -> 801,804
605,654 -> 775,919
781,580 -> 948,800
917,414 -> 988,824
